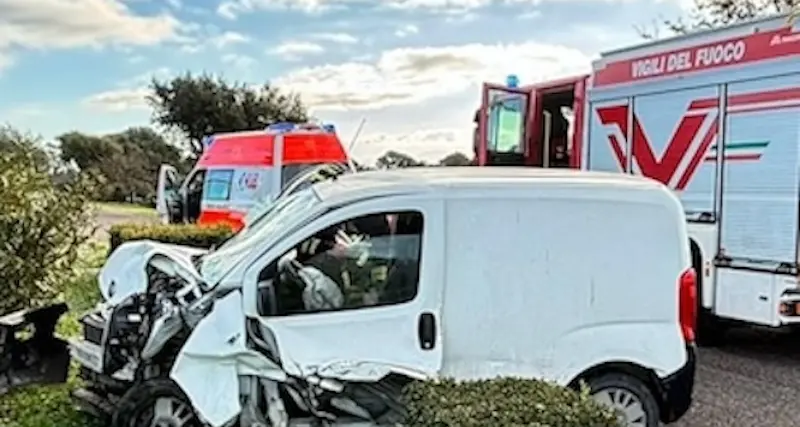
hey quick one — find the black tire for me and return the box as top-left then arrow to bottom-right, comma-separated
111,378 -> 201,427
586,373 -> 660,427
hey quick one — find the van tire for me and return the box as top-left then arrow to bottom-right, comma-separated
586,373 -> 660,427
111,378 -> 200,427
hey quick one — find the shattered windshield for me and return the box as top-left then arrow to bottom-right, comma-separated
200,188 -> 322,284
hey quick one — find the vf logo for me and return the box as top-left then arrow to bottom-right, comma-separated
595,104 -> 719,191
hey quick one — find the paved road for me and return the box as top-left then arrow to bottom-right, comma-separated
675,327 -> 800,426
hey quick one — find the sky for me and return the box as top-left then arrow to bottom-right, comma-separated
0,0 -> 693,164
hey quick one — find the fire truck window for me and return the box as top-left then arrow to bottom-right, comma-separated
204,169 -> 234,201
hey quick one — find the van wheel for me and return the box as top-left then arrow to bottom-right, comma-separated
697,309 -> 727,347
587,373 -> 659,427
111,378 -> 201,427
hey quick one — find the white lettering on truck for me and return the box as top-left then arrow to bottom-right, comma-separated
694,41 -> 746,67
628,39 -> 748,80
631,56 -> 665,78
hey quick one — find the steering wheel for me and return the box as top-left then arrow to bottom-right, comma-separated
277,250 -> 306,287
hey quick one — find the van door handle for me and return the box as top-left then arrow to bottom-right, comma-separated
418,312 -> 436,350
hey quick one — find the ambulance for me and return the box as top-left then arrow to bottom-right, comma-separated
155,122 -> 349,232
474,13 -> 800,344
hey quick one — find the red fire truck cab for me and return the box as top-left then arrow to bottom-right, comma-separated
474,75 -> 588,169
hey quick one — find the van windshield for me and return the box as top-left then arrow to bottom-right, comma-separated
200,188 -> 321,284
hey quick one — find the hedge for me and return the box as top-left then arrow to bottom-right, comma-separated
403,377 -> 622,427
108,223 -> 234,252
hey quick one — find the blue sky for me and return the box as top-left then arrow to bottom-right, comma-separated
0,0 -> 690,163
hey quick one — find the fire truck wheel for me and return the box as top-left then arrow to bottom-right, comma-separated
111,378 -> 201,427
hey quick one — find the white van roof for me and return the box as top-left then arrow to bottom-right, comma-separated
313,166 -> 667,206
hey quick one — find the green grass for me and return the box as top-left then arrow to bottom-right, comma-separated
93,201 -> 157,217
0,242 -> 106,427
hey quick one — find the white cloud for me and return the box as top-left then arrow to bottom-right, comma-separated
213,0 -> 571,19
165,0 -> 182,8
310,32 -> 359,44
0,53 -> 13,72
210,31 -> 250,48
268,41 -> 325,60
0,0 -> 179,51
274,41 -> 591,111
353,127 -> 471,165
82,87 -> 150,112
222,53 -> 256,68
394,24 -> 420,38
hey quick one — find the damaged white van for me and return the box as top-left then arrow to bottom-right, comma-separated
71,167 -> 696,427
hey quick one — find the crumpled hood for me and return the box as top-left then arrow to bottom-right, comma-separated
99,241 -> 208,306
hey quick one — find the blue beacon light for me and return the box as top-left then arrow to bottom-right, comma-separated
505,74 -> 520,89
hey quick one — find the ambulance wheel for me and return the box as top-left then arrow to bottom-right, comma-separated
696,309 -> 727,347
111,378 -> 201,427
587,373 -> 660,427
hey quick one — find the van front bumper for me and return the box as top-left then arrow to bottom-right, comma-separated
659,344 -> 697,423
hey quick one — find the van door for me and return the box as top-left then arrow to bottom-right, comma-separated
476,83 -> 532,166
156,164 -> 179,224
244,196 -> 445,379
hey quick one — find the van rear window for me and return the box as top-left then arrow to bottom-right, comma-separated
204,169 -> 234,201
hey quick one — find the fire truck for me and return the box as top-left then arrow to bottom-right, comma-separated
474,13 -> 800,344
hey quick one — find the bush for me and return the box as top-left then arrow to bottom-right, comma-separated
0,243 -> 107,427
0,127 -> 97,312
403,377 -> 622,427
108,223 -> 235,252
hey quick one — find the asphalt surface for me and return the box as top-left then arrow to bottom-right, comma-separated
674,327 -> 800,426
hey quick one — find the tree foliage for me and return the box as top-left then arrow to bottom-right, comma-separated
376,150 -> 428,169
646,0 -> 797,37
0,126 -> 96,312
58,127 -> 184,203
148,72 -> 309,158
375,150 -> 472,169
438,152 -> 472,166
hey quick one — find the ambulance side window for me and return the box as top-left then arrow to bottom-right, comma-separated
204,169 -> 234,201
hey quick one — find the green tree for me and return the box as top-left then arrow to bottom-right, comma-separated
148,72 -> 309,158
438,152 -> 472,166
58,127 -> 184,203
376,150 -> 426,169
648,0 -> 797,36
0,126 -> 96,311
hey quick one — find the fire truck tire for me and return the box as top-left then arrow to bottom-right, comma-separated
111,378 -> 201,427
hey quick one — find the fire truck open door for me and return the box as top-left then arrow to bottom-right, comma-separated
476,83 -> 535,167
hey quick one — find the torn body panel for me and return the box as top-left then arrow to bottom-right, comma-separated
99,240 -> 207,306
170,289 -> 429,427
0,303 -> 70,395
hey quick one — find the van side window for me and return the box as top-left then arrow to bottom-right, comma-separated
260,211 -> 424,317
203,169 -> 234,201
281,164 -> 321,189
